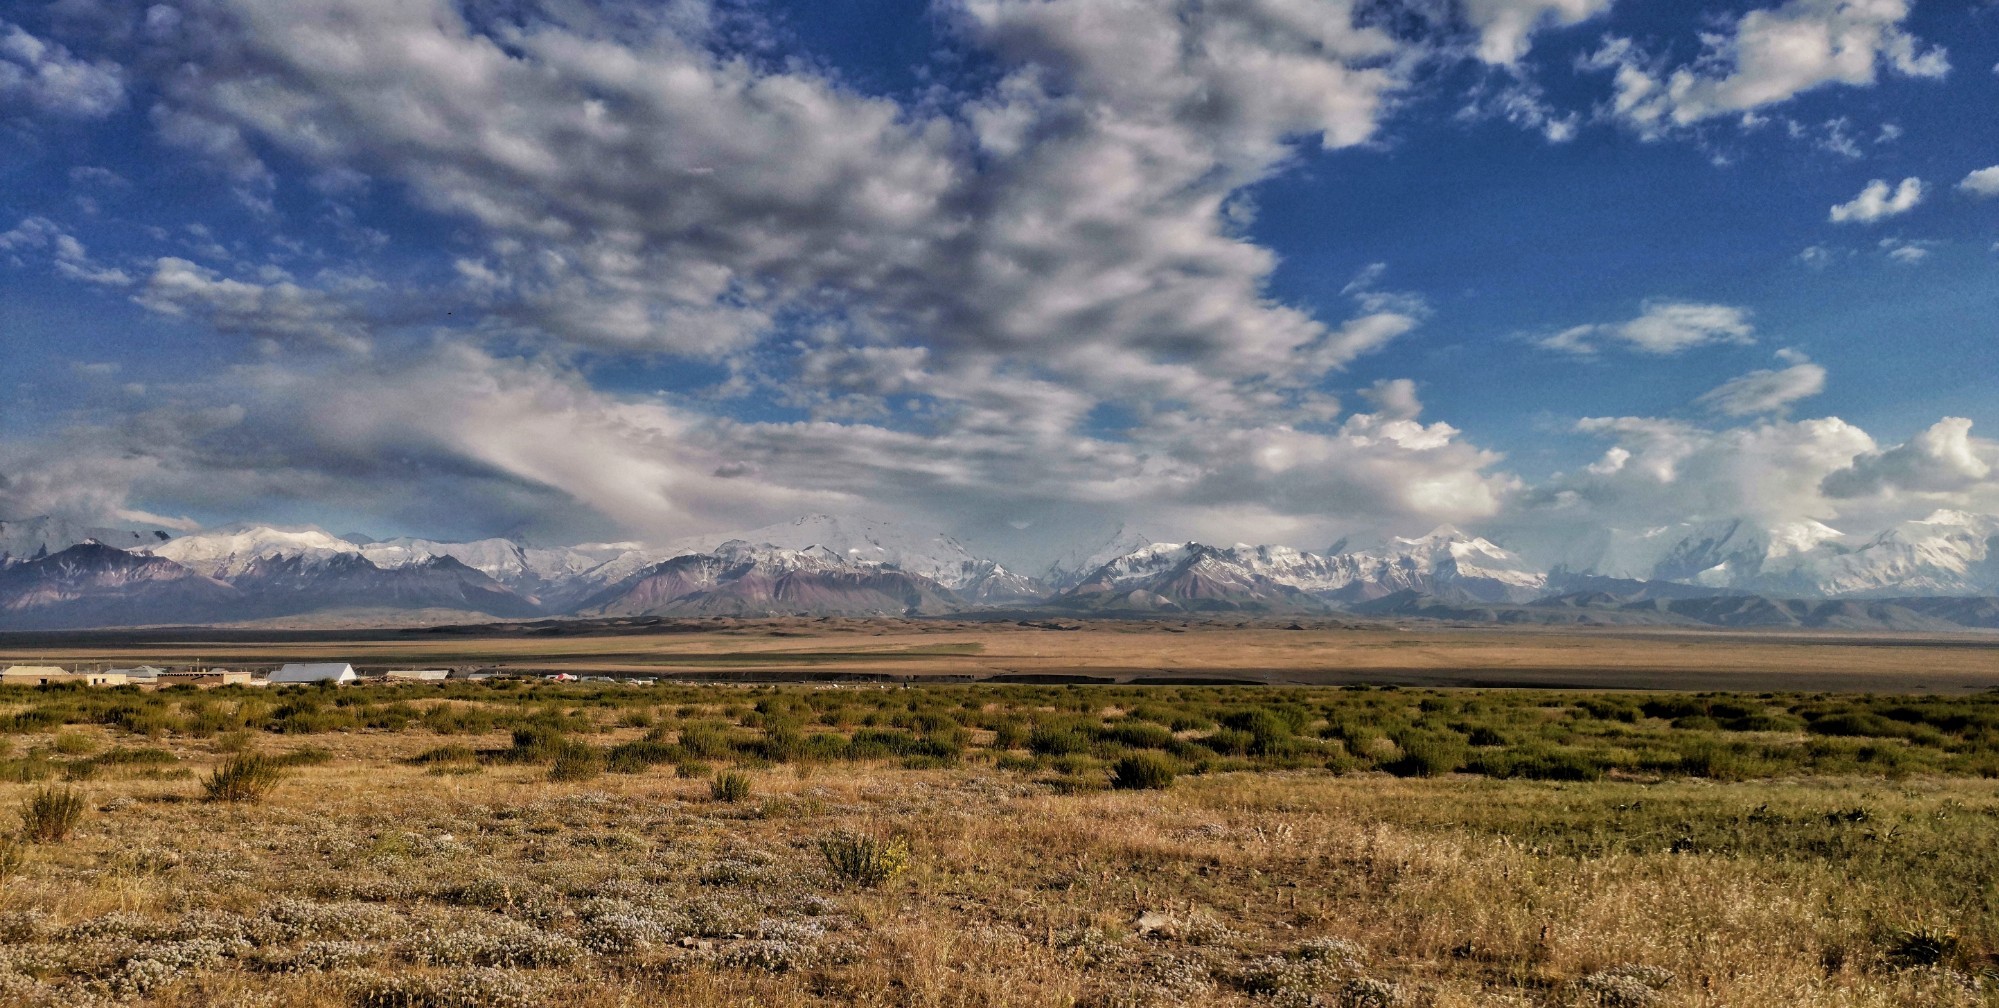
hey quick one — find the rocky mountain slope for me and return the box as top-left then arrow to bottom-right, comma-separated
0,544 -> 239,629
575,541 -> 964,618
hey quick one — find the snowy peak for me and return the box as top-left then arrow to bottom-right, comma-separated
659,513 -> 1039,595
149,525 -> 361,579
0,515 -> 177,567
1044,523 -> 1155,588
1064,531 -> 1549,610
1554,515 -> 1999,598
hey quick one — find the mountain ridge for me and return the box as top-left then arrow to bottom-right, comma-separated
0,510 -> 1996,630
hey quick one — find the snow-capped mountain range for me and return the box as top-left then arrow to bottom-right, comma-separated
0,509 -> 1995,629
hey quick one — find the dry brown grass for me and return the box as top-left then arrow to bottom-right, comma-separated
0,715 -> 1991,1007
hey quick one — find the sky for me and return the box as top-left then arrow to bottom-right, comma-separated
1,0 -> 1996,569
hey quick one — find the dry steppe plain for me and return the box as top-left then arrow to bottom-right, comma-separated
3,617 -> 1997,691
0,621 -> 1993,1007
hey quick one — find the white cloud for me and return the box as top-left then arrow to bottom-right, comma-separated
1822,417 -> 1996,500
1959,166 -> 1999,197
1514,414 -> 1878,536
1584,0 -> 1947,139
1537,300 -> 1755,355
1696,351 -> 1826,416
1878,237 -> 1932,264
0,19 -> 124,118
1829,177 -> 1923,223
0,216 -> 132,286
132,258 -> 371,354
1460,0 -> 1615,66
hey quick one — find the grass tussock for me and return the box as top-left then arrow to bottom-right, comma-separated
819,832 -> 910,887
708,770 -> 753,802
203,753 -> 288,803
18,785 -> 84,842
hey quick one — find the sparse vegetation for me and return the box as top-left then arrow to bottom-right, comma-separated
202,753 -> 287,803
1110,750 -> 1178,790
709,769 -> 753,802
18,784 -> 84,842
819,832 -> 910,887
0,668 -> 1989,1004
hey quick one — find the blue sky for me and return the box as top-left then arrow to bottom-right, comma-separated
0,0 -> 1995,565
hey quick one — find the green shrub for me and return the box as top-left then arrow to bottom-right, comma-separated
1028,725 -> 1093,756
407,744 -> 479,765
204,753 -> 288,803
819,832 -> 909,886
709,770 -> 753,802
50,732 -> 97,756
1677,740 -> 1749,779
605,739 -> 679,773
506,725 -> 570,763
1109,752 -> 1177,790
1468,745 -> 1607,782
677,722 -> 734,760
549,745 -> 603,781
19,785 -> 84,842
1387,733 -> 1466,778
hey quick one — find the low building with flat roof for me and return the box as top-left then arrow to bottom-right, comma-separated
384,669 -> 449,682
159,668 -> 253,686
1,666 -> 129,686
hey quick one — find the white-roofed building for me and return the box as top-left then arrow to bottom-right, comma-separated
268,662 -> 358,685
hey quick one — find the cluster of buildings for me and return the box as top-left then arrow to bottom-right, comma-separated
0,662 -> 460,688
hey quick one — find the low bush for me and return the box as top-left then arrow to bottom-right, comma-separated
19,785 -> 84,842
819,832 -> 909,887
1109,751 -> 1178,790
204,753 -> 288,803
709,770 -> 753,803
1386,733 -> 1465,778
605,739 -> 679,773
548,745 -> 602,782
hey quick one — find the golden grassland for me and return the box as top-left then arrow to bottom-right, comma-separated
0,677 -> 1994,1006
4,619 -> 1998,691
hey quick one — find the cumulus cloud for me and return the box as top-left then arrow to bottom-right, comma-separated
1511,414 -> 1877,539
1822,417 -> 1996,499
1829,177 -> 1923,223
0,19 -> 124,118
1960,166 -> 1999,197
1584,0 -> 1947,138
1537,300 -> 1755,355
1696,350 -> 1826,416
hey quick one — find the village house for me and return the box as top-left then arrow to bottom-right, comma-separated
159,668 -> 254,687
1,665 -> 129,687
